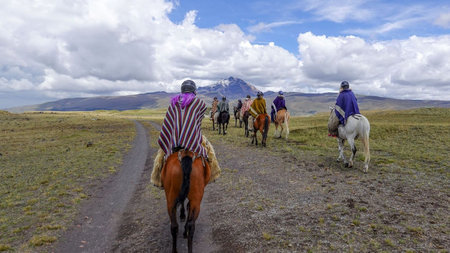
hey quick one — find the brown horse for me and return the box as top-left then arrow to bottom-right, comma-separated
251,113 -> 270,147
274,109 -> 290,139
161,149 -> 211,253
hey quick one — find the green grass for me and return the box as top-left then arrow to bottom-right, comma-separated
0,111 -> 135,251
203,108 -> 450,175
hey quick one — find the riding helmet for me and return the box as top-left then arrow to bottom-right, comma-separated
278,90 -> 284,95
222,96 -> 226,101
181,80 -> 197,93
340,81 -> 350,90
246,95 -> 251,98
257,91 -> 263,97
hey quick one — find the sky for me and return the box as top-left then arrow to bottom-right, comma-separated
1,0 -> 450,109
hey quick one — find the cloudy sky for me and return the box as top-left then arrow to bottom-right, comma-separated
1,0 -> 449,108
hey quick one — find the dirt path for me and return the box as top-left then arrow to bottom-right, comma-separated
54,121 -> 149,252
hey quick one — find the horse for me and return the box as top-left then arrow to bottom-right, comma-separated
251,113 -> 270,147
328,107 -> 371,173
161,149 -> 211,253
217,111 -> 230,135
242,111 -> 250,137
274,109 -> 290,139
212,111 -> 219,131
233,106 -> 242,128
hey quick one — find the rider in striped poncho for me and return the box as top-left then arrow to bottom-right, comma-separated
151,80 -> 221,188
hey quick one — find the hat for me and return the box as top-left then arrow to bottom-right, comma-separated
340,81 -> 350,89
181,80 -> 197,93
222,96 -> 226,100
278,90 -> 284,95
246,95 -> 251,98
257,91 -> 263,97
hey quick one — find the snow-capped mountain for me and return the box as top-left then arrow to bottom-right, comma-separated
197,76 -> 260,99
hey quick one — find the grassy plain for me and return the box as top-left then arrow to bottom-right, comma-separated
0,111 -> 135,252
205,108 -> 450,175
1,107 -> 448,251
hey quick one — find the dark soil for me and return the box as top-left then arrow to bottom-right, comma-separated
55,121 -> 449,252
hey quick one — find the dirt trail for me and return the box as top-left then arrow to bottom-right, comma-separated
54,121 -> 149,252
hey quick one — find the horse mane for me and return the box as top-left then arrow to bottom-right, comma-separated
175,156 -> 192,207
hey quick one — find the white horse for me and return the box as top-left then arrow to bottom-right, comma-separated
328,106 -> 371,172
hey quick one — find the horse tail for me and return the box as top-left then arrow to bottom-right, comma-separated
361,117 -> 371,171
263,115 -> 269,138
285,111 -> 290,139
176,156 -> 192,206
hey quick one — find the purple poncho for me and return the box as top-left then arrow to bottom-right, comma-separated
335,90 -> 360,125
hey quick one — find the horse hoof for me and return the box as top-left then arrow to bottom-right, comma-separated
344,162 -> 349,168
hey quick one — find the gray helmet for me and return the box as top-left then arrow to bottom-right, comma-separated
181,80 -> 196,93
340,81 -> 350,90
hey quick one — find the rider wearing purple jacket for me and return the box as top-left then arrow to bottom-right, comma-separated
335,81 -> 360,125
271,91 -> 287,122
328,81 -> 360,137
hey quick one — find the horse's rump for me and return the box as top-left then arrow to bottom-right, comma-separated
151,136 -> 221,188
218,111 -> 230,124
275,109 -> 288,123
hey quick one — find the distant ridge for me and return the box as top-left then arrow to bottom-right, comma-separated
6,76 -> 450,115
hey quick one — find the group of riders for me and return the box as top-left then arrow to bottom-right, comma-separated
210,90 -> 288,132
151,79 -> 360,187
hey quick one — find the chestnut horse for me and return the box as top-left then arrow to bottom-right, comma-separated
274,109 -> 290,139
251,113 -> 270,147
161,149 -> 211,253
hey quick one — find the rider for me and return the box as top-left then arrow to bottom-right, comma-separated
151,80 -> 221,188
249,91 -> 267,131
271,91 -> 287,122
236,99 -> 243,111
211,96 -> 219,120
328,81 -> 360,136
240,95 -> 252,121
217,96 -> 230,114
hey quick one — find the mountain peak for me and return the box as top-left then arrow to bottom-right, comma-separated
197,77 -> 259,99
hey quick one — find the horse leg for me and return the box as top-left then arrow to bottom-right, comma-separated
183,202 -> 190,238
186,202 -> 200,253
347,137 -> 356,168
279,123 -> 283,139
180,202 -> 186,222
337,138 -> 347,166
285,117 -> 289,140
169,205 -> 178,253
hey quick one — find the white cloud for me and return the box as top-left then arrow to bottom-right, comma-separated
248,20 -> 303,33
297,32 -> 450,100
435,12 -> 450,28
300,0 -> 373,23
0,0 -> 449,108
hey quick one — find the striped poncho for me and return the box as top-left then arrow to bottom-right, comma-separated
158,95 -> 207,159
